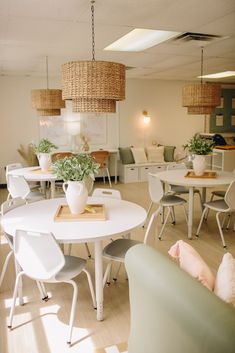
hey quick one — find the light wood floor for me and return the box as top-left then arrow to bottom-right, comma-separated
0,182 -> 234,353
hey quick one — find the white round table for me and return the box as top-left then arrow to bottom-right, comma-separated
1,196 -> 146,321
7,167 -> 57,198
155,170 -> 235,238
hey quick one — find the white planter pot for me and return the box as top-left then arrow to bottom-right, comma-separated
37,153 -> 51,172
192,155 -> 206,176
63,181 -> 88,214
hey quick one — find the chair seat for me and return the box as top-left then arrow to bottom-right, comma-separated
170,185 -> 200,194
55,255 -> 87,281
161,194 -> 186,206
103,239 -> 141,262
205,199 -> 230,212
211,190 -> 226,198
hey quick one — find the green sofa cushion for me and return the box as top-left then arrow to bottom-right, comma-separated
164,145 -> 176,162
119,147 -> 135,164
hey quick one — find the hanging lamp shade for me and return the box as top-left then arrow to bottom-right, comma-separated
61,1 -> 125,113
182,83 -> 221,115
182,47 -> 221,115
62,60 -> 125,113
31,89 -> 65,116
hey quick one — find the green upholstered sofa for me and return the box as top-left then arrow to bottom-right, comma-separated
125,244 -> 235,353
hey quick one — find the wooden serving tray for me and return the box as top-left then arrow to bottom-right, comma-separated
54,204 -> 106,222
185,171 -> 217,179
31,168 -> 54,174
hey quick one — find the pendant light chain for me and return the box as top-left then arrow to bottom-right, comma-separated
91,0 -> 95,61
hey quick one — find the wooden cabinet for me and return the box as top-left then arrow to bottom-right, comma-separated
212,148 -> 235,172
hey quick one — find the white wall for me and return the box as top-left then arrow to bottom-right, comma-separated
0,76 -> 204,183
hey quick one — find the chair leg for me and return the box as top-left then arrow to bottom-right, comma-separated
0,250 -> 13,289
84,243 -> 91,258
158,207 -> 171,240
196,207 -> 208,237
83,269 -> 96,308
113,263 -> 122,281
65,280 -> 78,345
196,191 -> 203,213
67,244 -> 72,255
8,272 -> 24,329
226,214 -> 231,230
14,259 -> 24,305
36,281 -> 48,301
143,201 -> 153,228
103,261 -> 112,287
216,212 -> 227,248
170,207 -> 175,225
182,205 -> 188,223
204,194 -> 214,220
106,168 -> 112,188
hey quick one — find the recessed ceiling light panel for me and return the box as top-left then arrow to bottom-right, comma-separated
198,71 -> 235,79
104,28 -> 181,52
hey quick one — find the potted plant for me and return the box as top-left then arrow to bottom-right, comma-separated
31,138 -> 58,171
183,135 -> 215,176
53,153 -> 100,214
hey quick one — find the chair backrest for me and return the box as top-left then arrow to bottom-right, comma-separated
143,210 -> 158,246
51,152 -> 73,162
7,175 -> 30,199
90,151 -> 109,168
6,163 -> 23,173
14,230 -> 65,281
125,244 -> 235,353
148,173 -> 164,204
92,188 -> 121,199
84,175 -> 94,195
1,197 -> 26,215
224,180 -> 235,211
167,162 -> 187,170
1,197 -> 26,248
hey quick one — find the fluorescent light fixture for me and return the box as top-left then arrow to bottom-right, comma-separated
198,71 -> 235,79
104,28 -> 181,52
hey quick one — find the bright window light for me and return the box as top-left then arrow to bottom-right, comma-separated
104,28 -> 181,52
198,71 -> 235,79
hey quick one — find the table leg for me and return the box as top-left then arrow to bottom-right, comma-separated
188,187 -> 194,239
40,181 -> 47,198
50,181 -> 55,199
114,153 -> 118,184
202,187 -> 206,206
94,240 -> 103,321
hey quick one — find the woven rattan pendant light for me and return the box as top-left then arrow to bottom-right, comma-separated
31,57 -> 65,116
182,48 -> 221,115
61,0 -> 125,113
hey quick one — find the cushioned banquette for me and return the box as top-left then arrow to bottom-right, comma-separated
118,146 -> 175,183
125,244 -> 235,353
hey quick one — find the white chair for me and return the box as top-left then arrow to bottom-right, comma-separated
8,229 -> 96,345
6,163 -> 23,200
0,198 -> 47,302
102,207 -> 158,287
166,163 -> 203,209
148,173 -> 188,240
196,180 -> 235,248
7,174 -> 45,202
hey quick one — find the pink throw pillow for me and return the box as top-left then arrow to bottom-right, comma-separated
168,240 -> 215,291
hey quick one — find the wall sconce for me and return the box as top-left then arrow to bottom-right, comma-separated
143,110 -> 151,125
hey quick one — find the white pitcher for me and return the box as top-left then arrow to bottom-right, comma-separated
37,153 -> 51,172
63,180 -> 88,214
192,155 -> 206,176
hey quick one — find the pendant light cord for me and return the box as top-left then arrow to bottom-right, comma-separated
91,0 -> 95,61
200,47 -> 203,84
46,56 -> 49,89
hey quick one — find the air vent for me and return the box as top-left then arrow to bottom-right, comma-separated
173,32 -> 223,43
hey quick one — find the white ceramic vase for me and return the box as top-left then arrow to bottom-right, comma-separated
192,155 -> 206,176
37,153 -> 51,172
63,181 -> 88,214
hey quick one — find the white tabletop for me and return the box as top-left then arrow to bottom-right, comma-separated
1,196 -> 147,243
8,166 -> 57,182
155,170 -> 235,188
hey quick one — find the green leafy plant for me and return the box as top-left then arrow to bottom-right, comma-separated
52,153 -> 100,181
183,135 -> 215,155
31,138 -> 58,154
